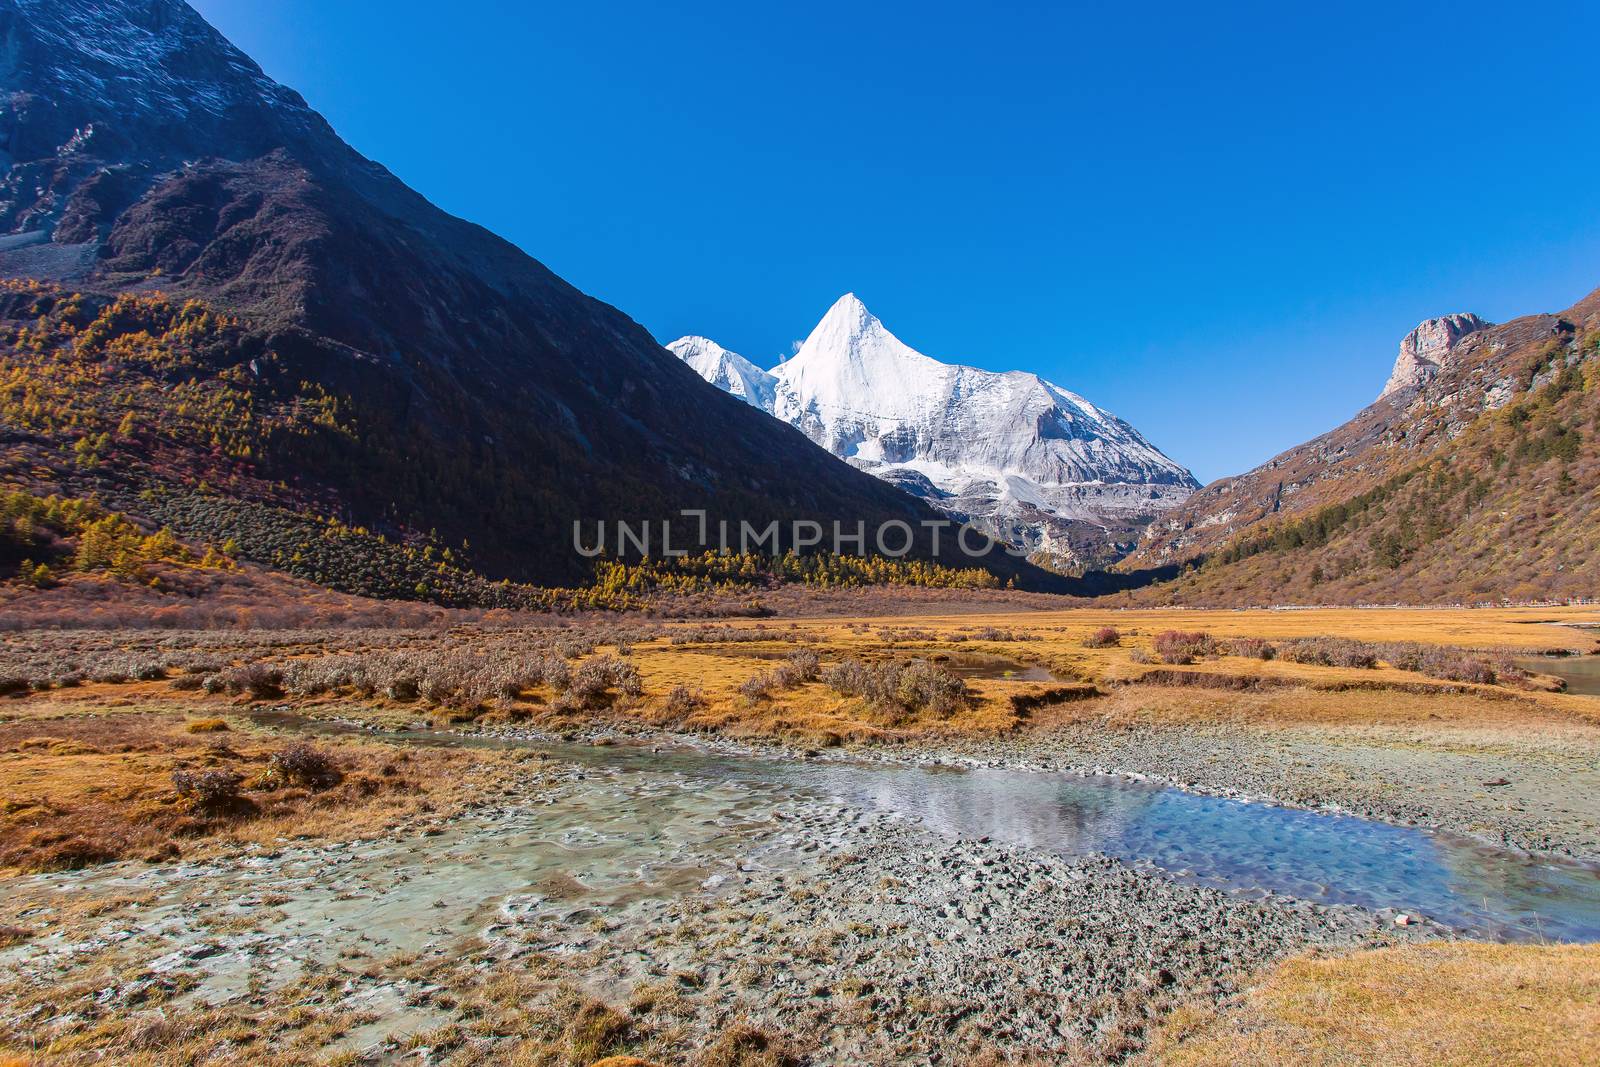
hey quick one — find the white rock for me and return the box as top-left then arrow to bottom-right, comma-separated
1379,314 -> 1490,400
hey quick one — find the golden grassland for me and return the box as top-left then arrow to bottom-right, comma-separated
615,604 -> 1600,742
0,708 -> 537,874
798,603 -> 1600,649
1138,941 -> 1600,1067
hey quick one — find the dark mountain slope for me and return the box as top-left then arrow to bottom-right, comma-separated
1125,285 -> 1600,604
0,0 -> 1055,590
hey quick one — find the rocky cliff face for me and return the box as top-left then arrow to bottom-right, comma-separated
671,294 -> 1197,571
1379,313 -> 1491,400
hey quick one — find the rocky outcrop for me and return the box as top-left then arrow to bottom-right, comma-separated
1378,313 -> 1490,400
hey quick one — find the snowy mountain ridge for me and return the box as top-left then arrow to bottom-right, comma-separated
668,294 -> 1198,570
668,335 -> 778,410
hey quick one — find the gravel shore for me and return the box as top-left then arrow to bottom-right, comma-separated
3,754 -> 1420,1063
523,807 -> 1414,1063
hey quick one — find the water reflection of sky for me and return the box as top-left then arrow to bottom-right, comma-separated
266,715 -> 1600,944
764,759 -> 1600,943
1516,655 -> 1600,697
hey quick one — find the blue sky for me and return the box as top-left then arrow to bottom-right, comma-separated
191,0 -> 1600,483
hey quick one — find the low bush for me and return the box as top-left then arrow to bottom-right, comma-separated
823,658 -> 971,718
968,627 -> 1038,642
1225,637 -> 1276,660
278,645 -> 578,711
1373,641 -> 1515,685
1152,630 -> 1217,665
737,672 -> 774,703
772,647 -> 820,687
565,655 -> 643,709
265,744 -> 341,790
663,684 -> 705,717
737,648 -> 820,704
1083,627 -> 1121,648
219,662 -> 284,698
667,625 -> 776,645
1278,637 -> 1379,669
171,768 -> 245,812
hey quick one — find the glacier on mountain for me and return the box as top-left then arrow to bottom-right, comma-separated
668,294 -> 1198,569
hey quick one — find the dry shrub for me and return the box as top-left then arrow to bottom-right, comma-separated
774,647 -> 820,686
1277,637 -> 1378,669
264,744 -> 341,790
663,684 -> 705,718
1376,641 -> 1517,685
668,624 -> 777,645
823,658 -> 971,718
969,626 -> 1037,642
1152,630 -> 1217,665
739,648 -> 823,704
281,645 -> 575,711
563,655 -> 644,710
220,662 -> 284,698
170,768 -> 246,812
1084,626 -> 1121,648
737,672 -> 774,703
1224,637 -> 1275,660
1233,634 -> 1509,684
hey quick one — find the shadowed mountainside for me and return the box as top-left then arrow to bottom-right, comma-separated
0,0 -> 1061,593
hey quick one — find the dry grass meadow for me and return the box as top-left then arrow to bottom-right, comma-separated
3,603 -> 1598,1063
1138,941 -> 1600,1067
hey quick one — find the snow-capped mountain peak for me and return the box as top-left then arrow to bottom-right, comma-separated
790,292 -> 922,368
669,294 -> 1198,570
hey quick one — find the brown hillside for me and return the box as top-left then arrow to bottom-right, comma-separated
1131,284 -> 1600,571
1125,288 -> 1600,605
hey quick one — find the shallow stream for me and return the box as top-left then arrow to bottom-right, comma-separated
273,713 -> 1600,943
